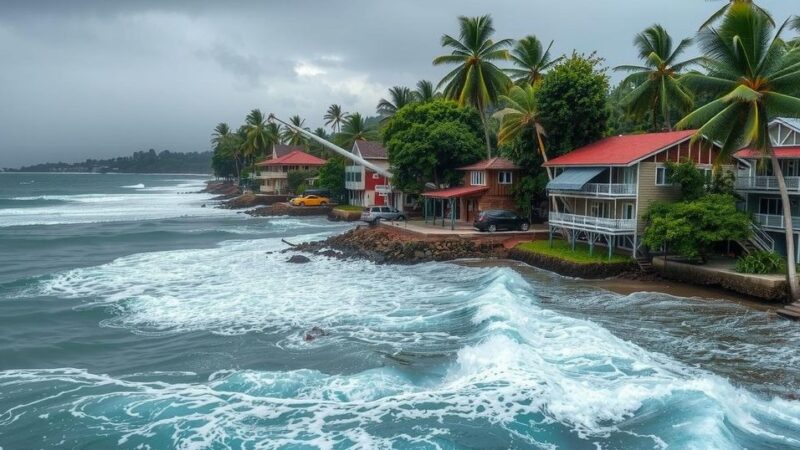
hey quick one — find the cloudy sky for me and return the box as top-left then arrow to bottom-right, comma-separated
0,0 -> 797,167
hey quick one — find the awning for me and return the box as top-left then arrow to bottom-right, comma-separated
546,167 -> 604,191
421,186 -> 488,199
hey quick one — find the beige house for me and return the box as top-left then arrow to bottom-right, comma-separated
544,130 -> 733,258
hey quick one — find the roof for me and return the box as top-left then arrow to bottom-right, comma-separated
547,167 -> 605,191
735,147 -> 800,159
773,117 -> 800,132
421,186 -> 489,199
543,130 -> 697,167
458,157 -> 519,171
354,141 -> 387,159
273,144 -> 304,158
256,150 -> 326,166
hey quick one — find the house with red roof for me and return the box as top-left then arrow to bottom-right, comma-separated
543,130 -> 730,257
734,118 -> 800,262
254,150 -> 326,194
345,141 -> 393,207
422,157 -> 521,225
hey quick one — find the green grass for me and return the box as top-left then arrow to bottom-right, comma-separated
515,240 -> 633,264
334,205 -> 364,212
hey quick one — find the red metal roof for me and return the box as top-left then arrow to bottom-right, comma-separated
421,186 -> 489,199
256,150 -> 326,166
543,130 -> 698,167
458,157 -> 519,171
735,147 -> 800,159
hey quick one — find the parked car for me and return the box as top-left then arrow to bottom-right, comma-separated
474,209 -> 530,232
303,188 -> 331,198
289,195 -> 330,207
360,206 -> 406,223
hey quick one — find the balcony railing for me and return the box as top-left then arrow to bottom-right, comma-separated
549,183 -> 636,196
754,213 -> 800,230
254,171 -> 287,180
549,212 -> 636,232
375,184 -> 392,194
735,176 -> 800,191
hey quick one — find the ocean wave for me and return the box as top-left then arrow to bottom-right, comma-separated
121,183 -> 145,189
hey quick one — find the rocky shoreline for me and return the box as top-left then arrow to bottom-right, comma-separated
201,181 -> 240,199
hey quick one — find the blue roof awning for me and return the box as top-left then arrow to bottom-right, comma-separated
547,167 -> 604,191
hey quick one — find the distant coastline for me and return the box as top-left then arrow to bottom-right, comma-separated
3,149 -> 212,174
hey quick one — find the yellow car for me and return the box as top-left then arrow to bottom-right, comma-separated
289,195 -> 330,207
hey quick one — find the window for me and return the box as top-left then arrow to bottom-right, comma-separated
590,201 -> 610,218
498,171 -> 513,184
655,166 -> 672,186
760,198 -> 782,215
372,173 -> 380,179
471,171 -> 486,186
623,203 -> 635,220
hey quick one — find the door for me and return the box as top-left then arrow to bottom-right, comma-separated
623,203 -> 635,220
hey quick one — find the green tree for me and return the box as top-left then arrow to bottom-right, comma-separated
377,86 -> 415,121
615,25 -> 699,131
538,52 -> 610,156
382,99 -> 484,192
643,194 -> 751,263
338,112 -> 377,148
607,80 -> 654,135
243,109 -> 275,166
318,156 -> 346,202
700,0 -> 774,29
324,104 -> 347,133
493,84 -> 550,168
281,115 -> 309,147
433,14 -> 512,158
507,35 -> 562,85
414,80 -> 438,102
211,122 -> 231,148
677,3 -> 800,299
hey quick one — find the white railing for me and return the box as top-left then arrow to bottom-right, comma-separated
735,176 -> 800,191
549,212 -> 636,232
549,183 -> 636,196
375,184 -> 392,194
754,213 -> 800,230
748,223 -> 775,251
254,171 -> 287,180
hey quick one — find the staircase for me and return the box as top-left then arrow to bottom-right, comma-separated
635,248 -> 654,274
737,223 -> 775,254
777,302 -> 800,321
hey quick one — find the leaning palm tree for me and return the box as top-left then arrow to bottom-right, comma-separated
338,112 -> 377,148
324,104 -> 346,133
211,122 -> 230,148
507,35 -> 562,85
377,86 -> 415,121
700,0 -> 774,29
281,115 -> 309,147
414,80 -> 438,102
493,84 -> 551,177
615,25 -> 701,131
242,109 -> 273,165
677,3 -> 800,300
433,14 -> 512,158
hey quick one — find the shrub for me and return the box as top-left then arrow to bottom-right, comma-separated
735,251 -> 786,274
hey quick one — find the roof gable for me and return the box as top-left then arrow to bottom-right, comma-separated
273,144 -> 305,159
543,130 -> 697,167
458,157 -> 519,171
353,141 -> 387,159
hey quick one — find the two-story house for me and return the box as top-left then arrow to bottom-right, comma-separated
421,157 -> 521,228
345,141 -> 392,207
254,150 -> 326,194
543,130 -> 732,258
735,118 -> 800,262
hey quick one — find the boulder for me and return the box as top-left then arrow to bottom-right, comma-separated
287,255 -> 311,264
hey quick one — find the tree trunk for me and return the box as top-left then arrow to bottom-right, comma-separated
478,108 -> 492,159
769,152 -> 800,302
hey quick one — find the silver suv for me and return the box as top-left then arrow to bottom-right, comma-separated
360,206 -> 406,223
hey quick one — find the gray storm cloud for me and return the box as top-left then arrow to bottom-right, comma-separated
0,0 -> 796,167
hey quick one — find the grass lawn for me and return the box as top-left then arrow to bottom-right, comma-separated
516,240 -> 633,264
334,205 -> 364,212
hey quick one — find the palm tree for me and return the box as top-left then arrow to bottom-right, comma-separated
433,14 -> 512,158
243,109 -> 274,165
211,122 -> 230,148
615,25 -> 701,131
677,3 -> 800,300
281,115 -> 309,147
493,84 -> 551,175
414,80 -> 438,102
507,35 -> 562,85
324,104 -> 346,133
338,112 -> 377,148
377,86 -> 415,121
700,0 -> 774,29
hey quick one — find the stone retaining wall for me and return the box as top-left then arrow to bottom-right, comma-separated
508,248 -> 638,279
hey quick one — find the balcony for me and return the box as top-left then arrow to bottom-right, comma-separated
735,176 -> 800,191
345,166 -> 364,190
549,212 -> 636,233
754,213 -> 800,230
375,184 -> 392,194
253,171 -> 287,180
549,183 -> 636,197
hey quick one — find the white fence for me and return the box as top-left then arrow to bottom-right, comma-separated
549,212 -> 636,232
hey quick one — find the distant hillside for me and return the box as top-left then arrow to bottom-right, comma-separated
7,149 -> 213,174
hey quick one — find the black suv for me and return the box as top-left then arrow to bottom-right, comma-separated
474,210 -> 530,232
